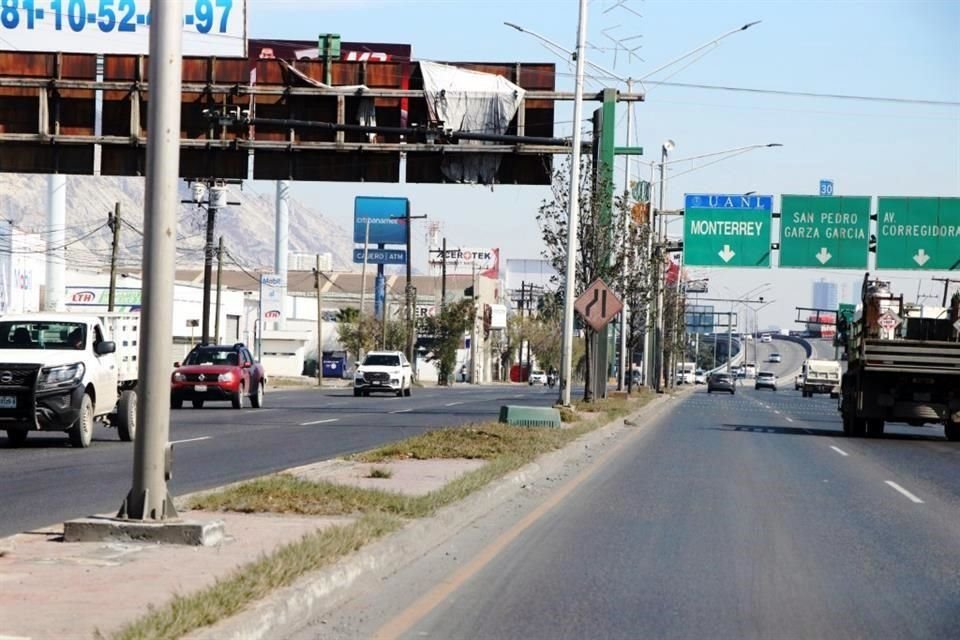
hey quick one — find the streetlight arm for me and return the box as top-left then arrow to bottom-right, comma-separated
640,21 -> 762,81
504,21 -> 631,85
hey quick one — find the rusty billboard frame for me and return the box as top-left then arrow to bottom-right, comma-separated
0,51 -> 643,183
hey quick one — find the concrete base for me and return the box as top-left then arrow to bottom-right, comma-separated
63,516 -> 225,546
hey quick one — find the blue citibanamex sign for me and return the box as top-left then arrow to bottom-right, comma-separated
354,196 -> 409,245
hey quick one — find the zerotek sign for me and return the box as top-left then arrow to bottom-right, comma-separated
778,195 -> 870,269
683,194 -> 773,268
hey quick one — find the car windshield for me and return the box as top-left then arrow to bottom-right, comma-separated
363,354 -> 401,367
532,371 -> 545,376
0,321 -> 86,350
759,373 -> 775,379
185,347 -> 240,366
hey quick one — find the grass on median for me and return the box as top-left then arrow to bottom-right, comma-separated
116,389 -> 652,640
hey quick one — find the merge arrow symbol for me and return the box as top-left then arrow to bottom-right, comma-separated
913,249 -> 930,266
815,247 -> 832,264
718,244 -> 736,263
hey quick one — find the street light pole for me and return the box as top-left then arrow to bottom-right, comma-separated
559,0 -> 589,407
653,140 -> 673,393
617,78 -> 633,392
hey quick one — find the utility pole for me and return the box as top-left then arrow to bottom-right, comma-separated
653,149 -> 667,393
201,185 -> 216,345
441,237 -> 447,311
520,281 -> 527,381
617,78 -> 633,391
214,236 -> 223,343
933,277 -> 960,306
314,255 -> 324,387
392,208 -> 427,375
107,202 -> 120,312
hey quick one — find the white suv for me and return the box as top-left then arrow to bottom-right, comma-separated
354,351 -> 412,397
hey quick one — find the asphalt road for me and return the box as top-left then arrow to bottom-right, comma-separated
305,350 -> 960,640
0,383 -> 558,537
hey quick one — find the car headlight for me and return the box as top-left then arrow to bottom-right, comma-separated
218,371 -> 235,383
39,362 -> 85,388
172,372 -> 185,383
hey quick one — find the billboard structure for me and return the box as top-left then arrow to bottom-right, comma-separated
429,247 -> 500,279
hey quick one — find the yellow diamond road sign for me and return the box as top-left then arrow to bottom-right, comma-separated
575,279 -> 623,332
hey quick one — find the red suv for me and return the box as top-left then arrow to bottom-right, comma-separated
171,343 -> 266,409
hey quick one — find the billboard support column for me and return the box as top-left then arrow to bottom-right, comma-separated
45,174 -> 66,312
274,180 -> 290,330
118,0 -> 183,522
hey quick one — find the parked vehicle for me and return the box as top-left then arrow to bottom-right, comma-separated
0,313 -> 140,448
768,353 -> 782,363
755,371 -> 778,390
171,343 -> 266,409
353,350 -> 412,397
694,369 -> 706,385
707,373 -> 735,395
802,359 -> 841,398
528,370 -> 547,385
840,275 -> 960,439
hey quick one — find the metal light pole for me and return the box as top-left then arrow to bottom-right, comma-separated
653,140 -> 674,393
559,0 -> 589,407
617,78 -> 633,391
118,0 -> 182,521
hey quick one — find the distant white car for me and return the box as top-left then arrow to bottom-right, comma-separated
694,370 -> 706,385
769,353 -> 782,363
528,370 -> 547,385
354,351 -> 412,397
755,371 -> 778,390
760,334 -> 773,343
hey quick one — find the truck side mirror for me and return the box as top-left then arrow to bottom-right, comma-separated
95,341 -> 116,355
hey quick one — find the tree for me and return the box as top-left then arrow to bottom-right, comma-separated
336,308 -> 379,360
537,155 -> 628,401
421,299 -> 475,385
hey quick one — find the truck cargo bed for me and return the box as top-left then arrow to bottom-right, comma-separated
856,339 -> 960,375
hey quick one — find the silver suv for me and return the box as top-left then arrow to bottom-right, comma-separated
353,351 -> 412,397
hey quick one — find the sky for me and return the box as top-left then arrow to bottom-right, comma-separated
243,0 -> 960,329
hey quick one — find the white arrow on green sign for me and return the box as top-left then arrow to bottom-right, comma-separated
682,194 -> 772,268
876,197 -> 960,270
778,195 -> 871,269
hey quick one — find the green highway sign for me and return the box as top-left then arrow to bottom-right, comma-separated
779,195 -> 870,269
683,194 -> 772,268
876,197 -> 960,270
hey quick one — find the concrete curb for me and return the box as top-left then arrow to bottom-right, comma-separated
188,391 -> 683,640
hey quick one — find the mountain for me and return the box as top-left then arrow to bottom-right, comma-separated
0,175 -> 355,274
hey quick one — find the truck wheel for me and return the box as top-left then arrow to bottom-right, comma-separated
68,394 -> 95,448
5,429 -> 27,447
192,400 -> 205,409
945,422 -> 960,442
842,413 -> 852,436
404,380 -> 412,397
850,416 -> 866,437
232,383 -> 245,409
117,390 -> 137,442
171,397 -> 183,409
866,419 -> 885,438
250,381 -> 264,409
353,389 -> 361,397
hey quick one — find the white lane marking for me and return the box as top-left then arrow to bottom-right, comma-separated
774,410 -> 781,415
391,408 -> 413,414
513,394 -> 524,399
445,401 -> 465,407
885,481 -> 924,504
170,436 -> 212,445
785,416 -> 795,423
300,418 -> 339,426
829,445 -> 849,457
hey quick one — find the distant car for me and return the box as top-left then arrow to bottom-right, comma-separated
768,353 -> 782,363
744,363 -> 757,378
755,371 -> 778,390
171,343 -> 266,409
707,373 -> 735,395
354,350 -> 413,397
795,375 -> 804,390
760,334 -> 773,343
694,369 -> 706,385
528,370 -> 547,385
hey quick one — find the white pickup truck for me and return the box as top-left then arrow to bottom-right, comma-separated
0,313 -> 139,448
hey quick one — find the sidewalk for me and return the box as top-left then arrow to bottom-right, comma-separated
0,392 -> 671,640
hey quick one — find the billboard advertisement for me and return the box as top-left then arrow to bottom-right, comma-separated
259,273 -> 284,326
0,0 -> 248,56
429,247 -> 500,279
354,197 -> 409,245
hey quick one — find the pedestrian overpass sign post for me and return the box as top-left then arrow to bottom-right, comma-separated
876,197 -> 960,270
683,194 -> 773,268
779,195 -> 870,269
